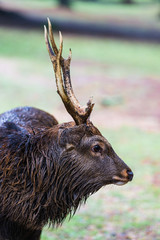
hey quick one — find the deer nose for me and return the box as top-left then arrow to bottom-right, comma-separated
127,170 -> 133,181
120,169 -> 133,182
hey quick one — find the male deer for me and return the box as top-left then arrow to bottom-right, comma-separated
0,19 -> 133,240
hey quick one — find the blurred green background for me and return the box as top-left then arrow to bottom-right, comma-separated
0,0 -> 160,239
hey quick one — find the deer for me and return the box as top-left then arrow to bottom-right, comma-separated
0,19 -> 133,240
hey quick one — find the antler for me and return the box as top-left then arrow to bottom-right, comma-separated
44,18 -> 94,125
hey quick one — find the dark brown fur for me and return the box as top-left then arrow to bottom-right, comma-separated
0,106 -> 133,240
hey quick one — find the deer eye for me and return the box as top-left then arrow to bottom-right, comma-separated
92,144 -> 102,154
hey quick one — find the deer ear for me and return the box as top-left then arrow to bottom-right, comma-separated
58,124 -> 86,148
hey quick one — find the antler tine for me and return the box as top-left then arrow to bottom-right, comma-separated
45,24 -> 67,101
47,18 -> 59,56
44,25 -> 55,59
45,19 -> 94,125
58,31 -> 63,59
55,32 -> 67,101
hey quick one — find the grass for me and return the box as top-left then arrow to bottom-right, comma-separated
72,0 -> 158,19
0,27 -> 160,115
0,28 -> 160,75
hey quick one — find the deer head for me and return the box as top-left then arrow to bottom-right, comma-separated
44,19 -> 133,189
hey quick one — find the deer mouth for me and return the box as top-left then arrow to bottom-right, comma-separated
112,176 -> 129,186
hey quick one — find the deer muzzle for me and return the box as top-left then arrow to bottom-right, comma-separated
112,168 -> 134,186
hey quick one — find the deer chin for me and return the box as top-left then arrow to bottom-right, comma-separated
112,176 -> 128,186
113,181 -> 128,186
